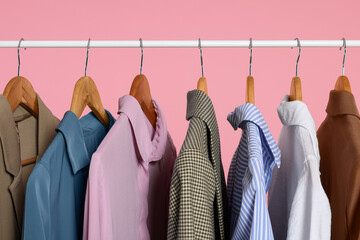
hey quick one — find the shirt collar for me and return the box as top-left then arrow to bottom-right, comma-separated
326,90 -> 360,119
117,95 -> 168,164
56,110 -> 115,174
277,95 -> 320,159
277,95 -> 316,132
186,89 -> 218,132
0,94 -> 59,177
227,103 -> 281,167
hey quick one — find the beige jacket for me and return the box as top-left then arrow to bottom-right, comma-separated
0,94 -> 59,240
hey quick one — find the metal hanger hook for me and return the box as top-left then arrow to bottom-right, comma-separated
249,38 -> 253,76
292,38 -> 301,77
85,38 -> 90,76
198,38 -> 204,78
340,38 -> 346,76
17,38 -> 26,76
139,38 -> 143,75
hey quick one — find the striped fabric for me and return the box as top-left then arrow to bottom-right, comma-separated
227,103 -> 281,240
167,89 -> 229,240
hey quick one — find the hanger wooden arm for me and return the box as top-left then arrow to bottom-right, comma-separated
246,76 -> 255,104
3,76 -> 39,118
289,76 -> 302,101
130,74 -> 156,129
335,75 -> 352,92
70,76 -> 109,128
197,77 -> 208,95
21,157 -> 37,166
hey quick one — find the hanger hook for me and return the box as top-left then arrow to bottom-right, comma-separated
292,38 -> 301,77
249,38 -> 253,76
84,38 -> 90,76
198,38 -> 204,78
17,38 -> 26,76
139,38 -> 143,75
340,38 -> 346,76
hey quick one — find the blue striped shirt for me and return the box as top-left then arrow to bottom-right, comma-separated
227,103 -> 281,240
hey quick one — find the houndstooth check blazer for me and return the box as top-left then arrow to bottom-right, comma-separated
167,90 -> 229,240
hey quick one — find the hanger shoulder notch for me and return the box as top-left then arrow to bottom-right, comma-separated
130,74 -> 156,129
289,76 -> 303,101
335,75 -> 352,92
3,76 -> 39,117
246,76 -> 255,104
197,77 -> 208,95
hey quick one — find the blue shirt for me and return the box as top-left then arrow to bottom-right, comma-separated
22,111 -> 115,240
227,103 -> 281,240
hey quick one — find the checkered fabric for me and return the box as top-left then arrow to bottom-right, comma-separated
167,90 -> 229,240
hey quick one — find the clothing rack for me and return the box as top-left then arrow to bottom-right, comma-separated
0,40 -> 360,48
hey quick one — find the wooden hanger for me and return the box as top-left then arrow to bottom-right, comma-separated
334,75 -> 352,92
289,76 -> 303,101
130,74 -> 156,129
197,77 -> 208,95
4,39 -> 39,166
4,77 -> 39,167
245,38 -> 255,104
70,39 -> 109,128
245,76 -> 255,104
4,38 -> 39,117
70,76 -> 109,128
289,38 -> 303,101
130,39 -> 156,129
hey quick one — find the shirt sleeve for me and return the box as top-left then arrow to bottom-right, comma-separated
347,162 -> 360,239
82,153 -> 111,240
22,164 -> 50,240
234,124 -> 273,240
167,149 -> 216,240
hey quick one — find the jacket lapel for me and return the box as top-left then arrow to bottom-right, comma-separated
0,95 -> 25,231
8,168 -> 26,231
186,90 -> 228,239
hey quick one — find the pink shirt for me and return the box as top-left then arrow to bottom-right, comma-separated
82,95 -> 177,240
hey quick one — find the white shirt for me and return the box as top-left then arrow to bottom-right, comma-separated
268,95 -> 331,240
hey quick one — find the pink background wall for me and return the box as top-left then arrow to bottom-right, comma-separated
1,0 -> 360,178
